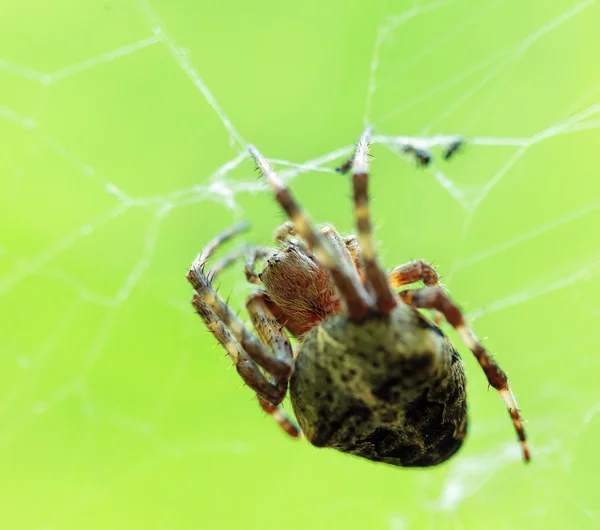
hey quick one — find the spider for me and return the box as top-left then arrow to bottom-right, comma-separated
187,128 -> 530,467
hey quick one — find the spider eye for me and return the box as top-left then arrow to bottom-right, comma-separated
258,272 -> 263,280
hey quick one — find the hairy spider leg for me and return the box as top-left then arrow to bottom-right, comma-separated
246,292 -> 294,381
389,259 -> 443,323
247,292 -> 302,437
203,238 -> 270,288
192,293 -> 285,403
245,247 -> 270,284
400,287 -> 530,463
389,260 -> 440,288
209,246 -> 249,280
188,233 -> 293,385
248,145 -> 372,321
193,290 -> 299,436
343,235 -> 365,281
199,221 -> 250,264
347,127 -> 396,314
258,397 -> 302,438
273,221 -> 297,243
200,233 -> 300,436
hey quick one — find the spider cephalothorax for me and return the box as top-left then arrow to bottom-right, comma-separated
256,230 -> 345,339
187,128 -> 530,466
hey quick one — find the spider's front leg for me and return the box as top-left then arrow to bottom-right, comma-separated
193,290 -> 300,437
400,286 -> 531,462
191,292 -> 285,404
189,221 -> 301,437
343,235 -> 365,282
188,223 -> 295,420
247,291 -> 301,437
188,262 -> 293,382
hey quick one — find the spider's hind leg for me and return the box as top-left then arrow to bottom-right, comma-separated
249,145 -> 372,322
400,286 -> 530,462
340,127 -> 397,314
259,397 -> 302,438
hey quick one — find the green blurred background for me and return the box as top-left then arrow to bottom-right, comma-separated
2,0 -> 600,528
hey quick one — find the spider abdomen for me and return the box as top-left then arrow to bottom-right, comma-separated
289,303 -> 468,467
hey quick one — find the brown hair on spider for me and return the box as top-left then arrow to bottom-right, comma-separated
256,225 -> 357,339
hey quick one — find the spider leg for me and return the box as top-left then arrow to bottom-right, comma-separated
188,263 -> 292,380
191,225 -> 301,435
247,291 -> 301,438
258,397 -> 302,438
342,127 -> 397,314
400,287 -> 530,462
201,233 -> 270,287
389,259 -> 443,323
389,260 -> 440,288
249,145 -> 372,321
199,221 -> 250,264
192,294 -> 285,403
246,292 -> 294,379
193,294 -> 298,436
209,246 -> 249,281
273,221 -> 297,243
344,235 -> 365,281
188,228 -> 293,381
196,221 -> 250,285
245,247 -> 270,284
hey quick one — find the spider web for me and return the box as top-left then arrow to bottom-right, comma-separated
1,0 -> 600,528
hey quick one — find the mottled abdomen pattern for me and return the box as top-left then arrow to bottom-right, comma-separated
289,303 -> 468,467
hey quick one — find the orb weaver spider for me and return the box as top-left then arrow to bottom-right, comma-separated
187,128 -> 530,466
